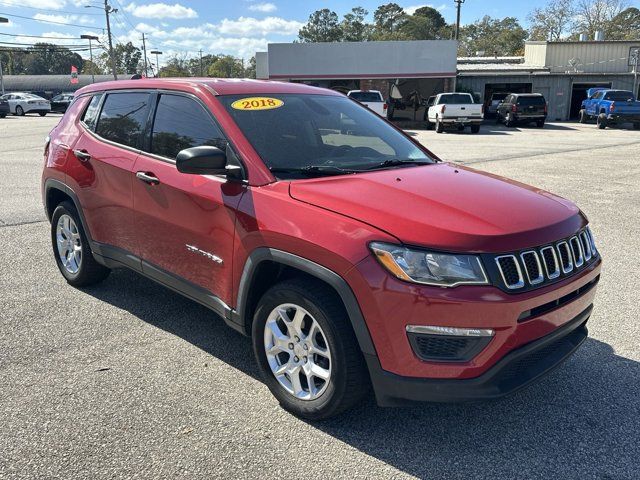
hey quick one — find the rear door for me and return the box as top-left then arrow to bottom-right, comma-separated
68,91 -> 151,260
132,91 -> 245,306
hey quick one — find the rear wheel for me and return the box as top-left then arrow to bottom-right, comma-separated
39,112 -> 47,117
471,124 -> 480,134
252,279 -> 369,420
633,123 -> 640,130
15,105 -> 24,116
51,201 -> 110,287
597,113 -> 607,129
0,113 -> 6,118
435,117 -> 444,133
579,109 -> 588,123
536,119 -> 545,128
505,113 -> 515,128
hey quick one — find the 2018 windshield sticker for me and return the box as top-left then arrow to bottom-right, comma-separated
231,97 -> 284,111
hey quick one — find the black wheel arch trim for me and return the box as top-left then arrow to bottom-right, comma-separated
231,247 -> 377,357
44,178 -> 95,246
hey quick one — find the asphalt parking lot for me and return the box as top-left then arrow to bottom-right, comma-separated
1,114 -> 639,479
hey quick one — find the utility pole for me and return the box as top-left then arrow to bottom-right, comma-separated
103,0 -> 118,80
199,49 -> 203,77
454,0 -> 465,41
632,49 -> 639,100
80,34 -> 99,83
141,32 -> 148,77
0,17 -> 7,95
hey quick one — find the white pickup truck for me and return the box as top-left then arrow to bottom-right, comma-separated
425,93 -> 483,133
347,90 -> 387,117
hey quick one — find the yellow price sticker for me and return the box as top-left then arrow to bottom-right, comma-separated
231,97 -> 284,111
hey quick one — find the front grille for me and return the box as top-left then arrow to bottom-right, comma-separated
492,228 -> 598,292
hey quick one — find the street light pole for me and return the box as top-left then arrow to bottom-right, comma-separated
141,32 -> 148,77
87,3 -> 117,80
0,17 -> 8,95
150,50 -> 162,77
81,34 -> 99,83
632,49 -> 639,100
454,0 -> 465,41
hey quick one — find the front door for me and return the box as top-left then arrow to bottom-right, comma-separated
132,92 -> 245,306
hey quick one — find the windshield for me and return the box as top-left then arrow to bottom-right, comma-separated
517,96 -> 545,106
604,91 -> 634,101
439,94 -> 474,104
219,94 -> 434,179
349,91 -> 383,102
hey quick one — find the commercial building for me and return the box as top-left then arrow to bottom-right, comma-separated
458,40 -> 640,120
256,40 -> 458,120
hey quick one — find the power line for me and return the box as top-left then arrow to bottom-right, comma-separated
0,2 -> 104,15
0,32 -> 101,40
0,12 -> 104,31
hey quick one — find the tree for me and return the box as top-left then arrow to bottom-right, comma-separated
573,0 -> 629,38
459,16 -> 528,56
528,0 -> 576,41
22,43 -> 84,75
373,3 -> 407,39
81,59 -> 104,76
207,55 -> 245,78
159,53 -> 190,77
98,42 -> 142,75
400,6 -> 450,40
245,56 -> 257,79
341,7 -> 371,42
606,6 -> 640,39
298,9 -> 343,42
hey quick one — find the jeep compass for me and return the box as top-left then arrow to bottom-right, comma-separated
42,79 -> 601,419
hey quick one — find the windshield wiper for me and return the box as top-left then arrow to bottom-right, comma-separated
364,159 -> 434,170
270,165 -> 362,176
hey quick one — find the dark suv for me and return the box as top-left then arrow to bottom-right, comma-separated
496,93 -> 547,128
42,78 -> 600,419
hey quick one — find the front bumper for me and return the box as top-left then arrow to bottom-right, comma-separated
366,304 -> 590,405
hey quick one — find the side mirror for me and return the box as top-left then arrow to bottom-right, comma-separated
176,146 -> 227,175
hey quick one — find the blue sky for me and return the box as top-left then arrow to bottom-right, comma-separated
1,0 -> 639,65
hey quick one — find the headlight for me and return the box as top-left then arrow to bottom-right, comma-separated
370,242 -> 488,287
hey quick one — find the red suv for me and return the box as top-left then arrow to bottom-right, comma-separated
42,79 -> 601,419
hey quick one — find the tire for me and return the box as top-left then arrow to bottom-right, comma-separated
426,120 -> 433,130
0,113 -> 6,119
39,112 -> 47,117
597,113 -> 607,129
51,201 -> 110,287
471,124 -> 480,134
457,125 -> 465,132
633,123 -> 640,130
536,120 -> 545,128
505,113 -> 515,128
435,117 -> 444,133
16,105 -> 24,116
252,279 -> 369,420
579,109 -> 588,124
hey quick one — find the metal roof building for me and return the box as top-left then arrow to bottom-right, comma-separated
1,75 -> 128,97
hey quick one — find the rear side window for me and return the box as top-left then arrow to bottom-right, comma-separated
150,94 -> 227,159
81,94 -> 103,131
517,96 -> 546,106
604,91 -> 634,101
96,92 -> 150,149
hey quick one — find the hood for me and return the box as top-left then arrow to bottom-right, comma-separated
289,163 -> 585,253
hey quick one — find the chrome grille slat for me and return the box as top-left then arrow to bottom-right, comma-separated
493,228 -> 596,290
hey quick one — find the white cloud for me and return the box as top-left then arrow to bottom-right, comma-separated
2,0 -> 64,9
218,16 -> 303,36
125,2 -> 198,19
405,4 -> 447,15
248,2 -> 277,13
33,13 -> 95,25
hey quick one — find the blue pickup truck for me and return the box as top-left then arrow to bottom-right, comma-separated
579,88 -> 640,129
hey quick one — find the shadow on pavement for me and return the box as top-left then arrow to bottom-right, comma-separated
84,268 -> 639,479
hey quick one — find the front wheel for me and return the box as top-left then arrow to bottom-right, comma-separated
15,105 -> 24,116
579,109 -> 588,123
252,279 -> 369,420
505,113 -> 515,128
51,201 -> 110,287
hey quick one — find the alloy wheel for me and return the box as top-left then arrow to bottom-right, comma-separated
263,303 -> 332,400
56,214 -> 82,274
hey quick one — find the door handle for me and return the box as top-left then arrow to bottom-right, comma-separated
136,171 -> 160,185
73,149 -> 91,162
